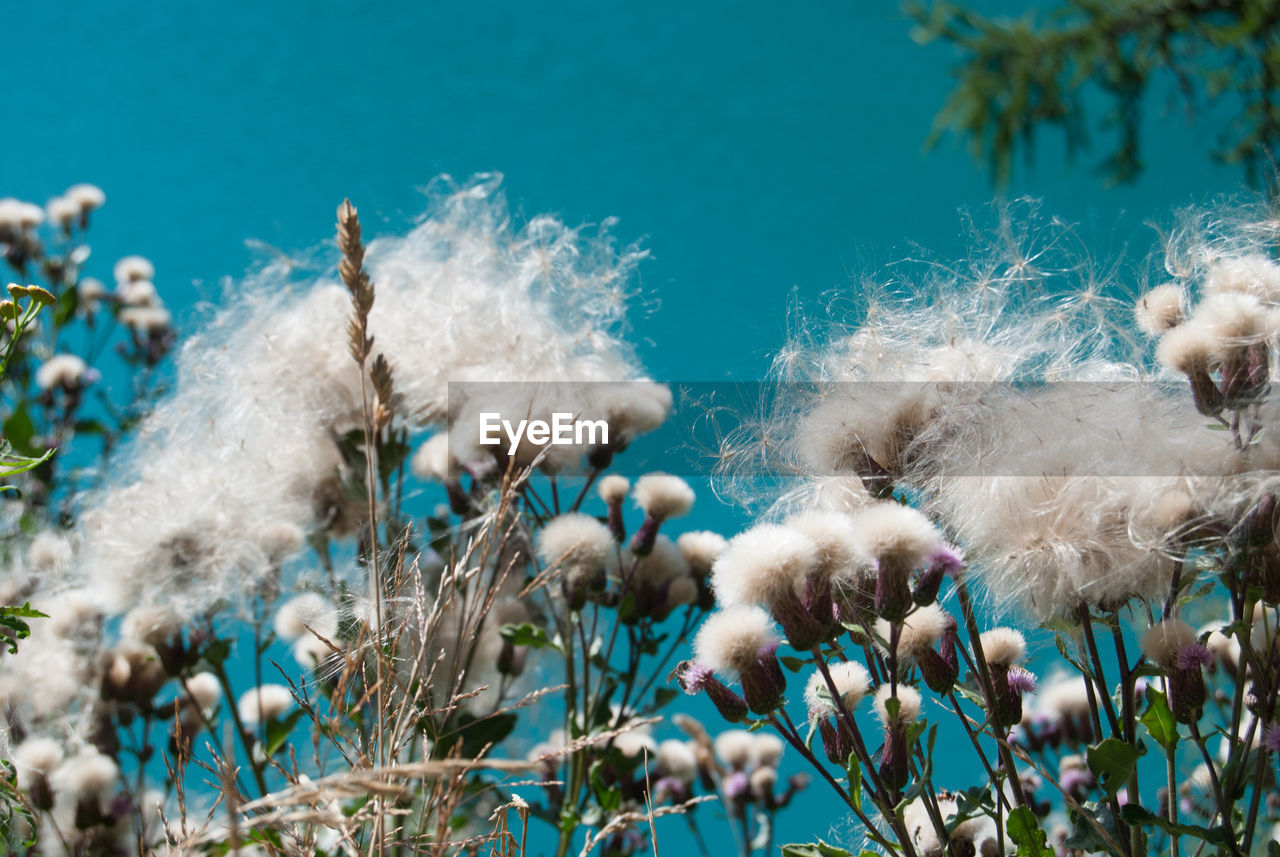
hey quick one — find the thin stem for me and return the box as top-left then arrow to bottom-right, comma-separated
767,712 -> 900,854
1077,605 -> 1120,737
955,574 -> 1029,809
1166,741 -> 1180,857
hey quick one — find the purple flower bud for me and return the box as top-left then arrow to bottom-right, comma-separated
878,724 -> 910,792
817,716 -> 854,766
630,515 -> 660,556
1008,667 -> 1038,695
1168,665 -> 1207,724
653,776 -> 689,804
724,770 -> 750,802
1187,365 -> 1225,417
605,497 -> 626,542
676,661 -> 748,723
989,664 -> 1029,728
740,642 -> 787,714
913,547 -> 963,606
917,624 -> 960,693
770,586 -> 830,651
1175,643 -> 1214,671
1060,768 -> 1094,798
874,560 -> 912,622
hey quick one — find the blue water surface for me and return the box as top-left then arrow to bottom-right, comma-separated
3,0 -> 1250,852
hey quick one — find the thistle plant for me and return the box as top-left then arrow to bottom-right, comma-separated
0,176 -> 810,857
686,200 -> 1280,856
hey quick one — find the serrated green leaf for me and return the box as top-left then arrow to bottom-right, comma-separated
1006,806 -> 1052,856
1086,738 -> 1143,800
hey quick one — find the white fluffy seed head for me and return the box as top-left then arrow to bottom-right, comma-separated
1141,619 -> 1198,667
785,510 -> 873,579
811,476 -> 875,514
804,660 -> 871,719
46,196 -> 79,227
711,524 -> 820,608
29,530 -> 74,575
237,684 -> 294,725
848,503 -> 942,572
1037,673 -> 1091,720
667,575 -> 699,608
13,737 -> 63,789
1135,284 -> 1186,335
614,730 -> 657,759
119,306 -> 172,332
77,276 -> 107,301
876,604 -> 950,659
15,202 -> 42,229
273,592 -> 338,642
873,684 -> 922,726
598,474 -> 630,504
50,748 -> 118,799
116,279 -> 159,307
410,433 -> 454,481
714,730 -> 756,770
259,521 -> 304,563
629,535 -> 691,585
1205,254 -> 1280,302
65,183 -> 105,213
632,474 -> 695,520
1194,292 -> 1268,347
120,606 -> 182,647
35,354 -> 88,391
293,635 -> 342,669
1138,489 -> 1199,535
537,513 -> 615,572
693,605 -> 780,677
677,531 -> 727,577
182,672 -> 222,712
114,255 -> 155,284
752,733 -> 784,768
1157,321 -> 1213,373
657,739 -> 698,782
979,628 -> 1027,667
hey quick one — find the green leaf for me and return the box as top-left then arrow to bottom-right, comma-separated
1086,737 -> 1143,799
1006,806 -> 1052,857
201,638 -> 233,668
780,841 -> 854,857
590,762 -> 621,812
1140,687 -> 1179,751
1119,804 -> 1234,846
497,622 -> 552,649
1,403 -> 37,458
0,603 -> 47,654
454,711 -> 518,758
779,655 -> 808,672
846,758 -> 862,812
264,709 -> 305,756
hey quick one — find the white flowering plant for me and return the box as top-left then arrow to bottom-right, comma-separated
680,201 -> 1280,857
0,177 -> 811,857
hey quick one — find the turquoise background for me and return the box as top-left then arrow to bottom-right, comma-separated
4,0 -> 1249,852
